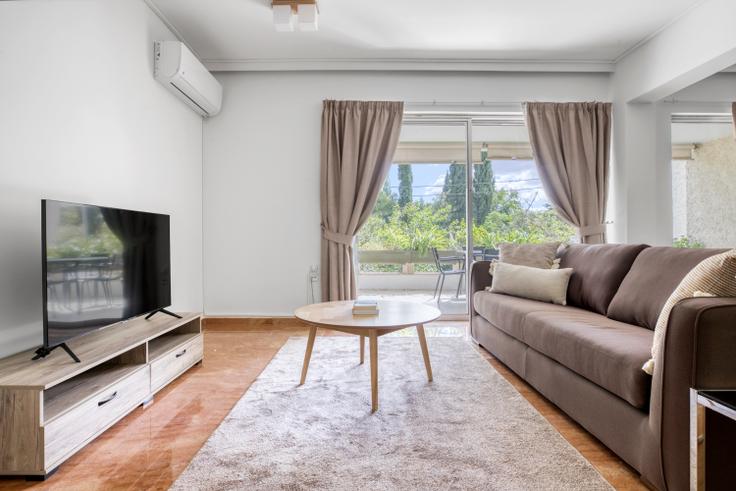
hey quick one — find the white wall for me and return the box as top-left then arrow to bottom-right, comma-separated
608,74 -> 736,246
671,160 -> 688,239
614,0 -> 736,103
609,0 -> 736,245
0,0 -> 204,357
670,72 -> 736,107
203,71 -> 610,316
679,137 -> 736,248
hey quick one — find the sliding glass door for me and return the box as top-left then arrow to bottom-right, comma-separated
357,122 -> 469,316
356,113 -> 573,318
470,119 -> 574,251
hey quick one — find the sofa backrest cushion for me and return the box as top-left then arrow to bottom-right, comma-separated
607,247 -> 727,329
558,243 -> 649,315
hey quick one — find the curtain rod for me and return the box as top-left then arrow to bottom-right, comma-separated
405,99 -> 734,106
671,114 -> 733,124
404,100 -> 524,107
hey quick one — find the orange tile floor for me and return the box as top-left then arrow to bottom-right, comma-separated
0,323 -> 647,490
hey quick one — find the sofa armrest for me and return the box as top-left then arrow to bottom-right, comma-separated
470,261 -> 493,313
648,297 -> 736,489
665,297 -> 736,390
470,261 -> 493,295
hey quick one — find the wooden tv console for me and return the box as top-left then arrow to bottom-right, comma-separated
0,312 -> 203,479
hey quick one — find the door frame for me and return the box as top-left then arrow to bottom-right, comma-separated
368,112 -> 526,320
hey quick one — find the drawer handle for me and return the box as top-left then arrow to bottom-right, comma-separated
98,391 -> 118,407
175,348 -> 187,358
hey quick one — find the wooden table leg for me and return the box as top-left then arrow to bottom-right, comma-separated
300,326 -> 317,385
360,335 -> 365,365
416,324 -> 433,382
369,329 -> 378,412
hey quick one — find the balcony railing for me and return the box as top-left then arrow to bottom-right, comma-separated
359,249 -> 447,274
358,249 -> 497,274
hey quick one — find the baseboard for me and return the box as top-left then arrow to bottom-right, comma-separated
203,316 -> 309,331
203,314 -> 467,332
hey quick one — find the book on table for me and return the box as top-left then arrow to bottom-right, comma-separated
352,299 -> 379,315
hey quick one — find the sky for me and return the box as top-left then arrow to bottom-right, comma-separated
385,160 -> 551,210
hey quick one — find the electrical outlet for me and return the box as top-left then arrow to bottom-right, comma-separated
309,265 -> 319,281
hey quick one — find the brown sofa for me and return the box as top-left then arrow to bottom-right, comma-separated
470,244 -> 736,490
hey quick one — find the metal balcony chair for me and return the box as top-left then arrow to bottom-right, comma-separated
431,247 -> 465,301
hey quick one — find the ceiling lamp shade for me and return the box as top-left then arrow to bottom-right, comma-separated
272,1 -> 318,32
272,4 -> 294,32
297,3 -> 318,31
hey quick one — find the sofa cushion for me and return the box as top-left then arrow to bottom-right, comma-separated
523,309 -> 654,409
472,291 -> 572,340
559,243 -> 649,315
499,242 -> 561,269
607,247 -> 726,330
490,262 -> 573,305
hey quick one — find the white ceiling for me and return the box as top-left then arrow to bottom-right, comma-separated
147,0 -> 704,71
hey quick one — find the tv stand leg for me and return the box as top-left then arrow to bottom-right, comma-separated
145,308 -> 182,320
26,467 -> 58,481
32,343 -> 81,363
59,343 -> 81,363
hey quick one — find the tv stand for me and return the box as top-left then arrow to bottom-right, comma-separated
0,312 -> 202,479
32,343 -> 81,363
145,308 -> 182,320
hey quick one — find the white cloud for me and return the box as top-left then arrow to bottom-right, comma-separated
493,167 -> 549,210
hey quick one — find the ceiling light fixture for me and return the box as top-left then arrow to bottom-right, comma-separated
297,3 -> 318,31
272,4 -> 295,32
272,1 -> 319,32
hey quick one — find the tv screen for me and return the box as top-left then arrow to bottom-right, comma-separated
42,200 -> 171,348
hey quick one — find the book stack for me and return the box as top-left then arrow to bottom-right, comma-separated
352,299 -> 379,316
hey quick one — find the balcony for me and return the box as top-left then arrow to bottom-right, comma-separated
356,126 -> 576,317
357,249 -> 496,316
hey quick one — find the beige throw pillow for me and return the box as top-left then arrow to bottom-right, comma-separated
643,249 -> 736,375
489,262 -> 573,305
498,242 -> 561,269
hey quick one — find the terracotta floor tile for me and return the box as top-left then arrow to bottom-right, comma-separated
0,321 -> 646,490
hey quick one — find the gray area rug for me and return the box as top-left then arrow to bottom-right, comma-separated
172,336 -> 612,490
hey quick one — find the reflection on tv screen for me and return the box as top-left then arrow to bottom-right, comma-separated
43,200 -> 171,347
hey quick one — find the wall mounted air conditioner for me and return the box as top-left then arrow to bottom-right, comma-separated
154,41 -> 222,117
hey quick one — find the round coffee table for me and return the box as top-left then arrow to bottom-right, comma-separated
294,300 -> 441,412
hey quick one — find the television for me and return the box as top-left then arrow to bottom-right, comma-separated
39,200 -> 172,361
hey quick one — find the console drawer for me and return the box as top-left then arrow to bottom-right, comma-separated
44,366 -> 150,468
150,335 -> 202,392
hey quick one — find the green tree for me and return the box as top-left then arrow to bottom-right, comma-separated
441,162 -> 466,223
373,180 -> 397,222
472,157 -> 494,225
673,235 -> 704,248
359,161 -> 577,273
398,164 -> 413,207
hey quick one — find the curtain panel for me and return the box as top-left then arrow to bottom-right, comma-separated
320,100 -> 404,301
524,102 -> 612,244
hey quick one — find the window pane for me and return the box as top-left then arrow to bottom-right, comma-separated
356,118 -> 578,319
357,124 -> 468,316
471,124 -> 575,248
671,118 -> 735,248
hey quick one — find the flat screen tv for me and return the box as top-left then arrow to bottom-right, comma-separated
40,200 -> 172,361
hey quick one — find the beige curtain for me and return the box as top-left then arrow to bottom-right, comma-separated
320,100 -> 404,301
525,102 -> 612,244
732,102 -> 736,139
